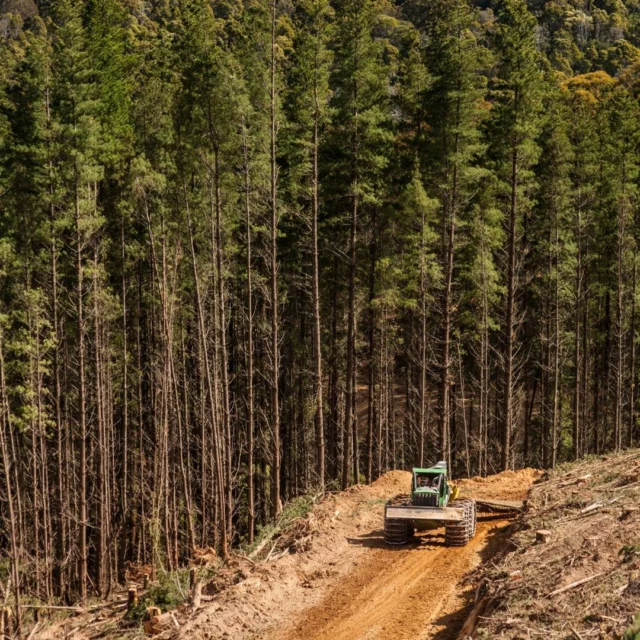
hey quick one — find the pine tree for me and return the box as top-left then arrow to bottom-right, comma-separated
284,0 -> 333,488
488,0 -> 544,470
421,0 -> 488,467
328,0 -> 392,488
532,82 -> 573,468
562,73 -> 606,461
597,86 -> 640,452
50,0 -> 104,601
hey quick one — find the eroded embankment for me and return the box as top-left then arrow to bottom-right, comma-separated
470,451 -> 640,639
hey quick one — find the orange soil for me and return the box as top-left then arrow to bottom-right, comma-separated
39,468 -> 538,640
273,520 -> 510,640
182,468 -> 539,640
268,469 -> 541,640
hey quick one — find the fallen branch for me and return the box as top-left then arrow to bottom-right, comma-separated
170,612 -> 180,629
549,572 -> 605,597
264,538 -> 280,563
21,599 -> 127,614
557,498 -> 621,523
456,586 -> 503,640
22,605 -> 84,612
579,502 -> 603,515
557,475 -> 592,489
248,536 -> 272,561
234,553 -> 257,566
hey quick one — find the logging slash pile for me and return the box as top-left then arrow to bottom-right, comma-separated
462,450 -> 640,639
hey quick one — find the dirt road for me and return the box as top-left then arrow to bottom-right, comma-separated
264,469 -> 538,640
275,519 -> 510,640
176,468 -> 538,640
38,468 -> 539,640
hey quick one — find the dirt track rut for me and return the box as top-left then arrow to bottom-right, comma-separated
274,519 -> 510,640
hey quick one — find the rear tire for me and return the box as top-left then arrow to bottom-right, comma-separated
384,517 -> 409,545
445,499 -> 474,547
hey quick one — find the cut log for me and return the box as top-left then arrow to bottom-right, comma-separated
143,612 -> 174,636
474,499 -> 525,513
579,502 -> 603,515
549,572 -> 604,597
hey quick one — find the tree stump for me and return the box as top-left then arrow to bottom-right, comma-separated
536,529 -> 551,543
127,586 -> 138,611
143,610 -> 172,636
143,605 -> 162,635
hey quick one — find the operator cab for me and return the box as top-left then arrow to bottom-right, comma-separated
416,473 -> 441,489
412,462 -> 449,506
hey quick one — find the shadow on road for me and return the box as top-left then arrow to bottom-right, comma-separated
346,528 -> 450,550
428,521 -> 513,640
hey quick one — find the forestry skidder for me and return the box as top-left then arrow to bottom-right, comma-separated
384,462 -> 477,547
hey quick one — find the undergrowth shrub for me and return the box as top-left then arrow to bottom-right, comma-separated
242,492 -> 317,555
624,614 -> 640,639
125,569 -> 189,622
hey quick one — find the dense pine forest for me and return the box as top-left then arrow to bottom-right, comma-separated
1,0 -> 640,620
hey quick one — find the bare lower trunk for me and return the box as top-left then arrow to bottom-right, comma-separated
75,185 -> 88,604
184,190 -> 228,557
551,213 -> 560,469
212,148 -> 233,541
366,210 -> 376,483
630,241 -> 637,447
312,97 -> 325,490
270,0 -> 281,517
242,122 -> 256,542
419,215 -> 427,468
343,188 -> 358,489
0,334 -> 21,636
503,144 -> 518,471
573,206 -> 582,460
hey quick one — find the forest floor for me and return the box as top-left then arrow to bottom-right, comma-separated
466,450 -> 640,639
37,467 -> 539,640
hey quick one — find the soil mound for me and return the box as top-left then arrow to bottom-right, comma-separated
457,467 -> 541,501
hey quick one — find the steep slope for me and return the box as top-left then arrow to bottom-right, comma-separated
464,450 -> 640,639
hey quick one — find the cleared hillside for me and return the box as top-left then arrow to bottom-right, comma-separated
464,450 -> 640,639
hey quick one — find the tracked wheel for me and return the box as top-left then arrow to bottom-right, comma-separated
469,500 -> 477,538
445,499 -> 475,547
384,517 -> 409,545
